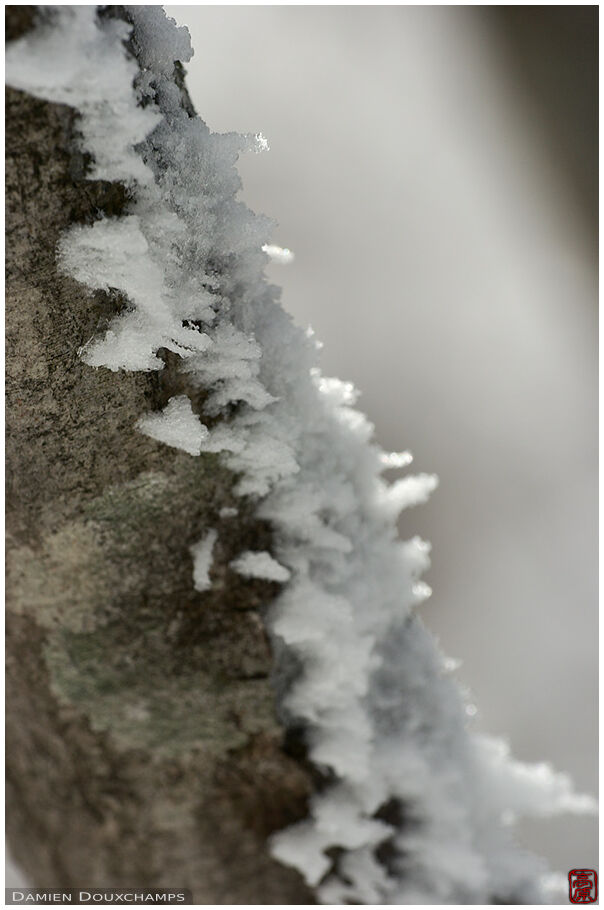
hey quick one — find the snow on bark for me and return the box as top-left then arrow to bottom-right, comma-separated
6,6 -> 594,904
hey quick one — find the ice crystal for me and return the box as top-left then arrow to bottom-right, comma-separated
6,7 -> 594,903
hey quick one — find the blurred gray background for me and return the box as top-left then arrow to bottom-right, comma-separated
166,2 -> 598,884
6,3 -> 597,894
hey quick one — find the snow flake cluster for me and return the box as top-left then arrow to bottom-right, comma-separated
6,7 -> 594,903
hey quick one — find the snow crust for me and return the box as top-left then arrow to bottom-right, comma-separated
6,7 -> 595,903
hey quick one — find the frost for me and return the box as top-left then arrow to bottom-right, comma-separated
378,472 -> 439,517
254,132 -> 270,153
136,396 -> 208,456
7,7 -> 594,903
190,529 -> 218,593
127,5 -> 192,75
380,449 -> 413,469
230,551 -> 291,583
61,217 -> 215,371
263,244 -> 295,264
5,7 -> 159,184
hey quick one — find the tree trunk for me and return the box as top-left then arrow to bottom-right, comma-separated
5,6 -> 315,902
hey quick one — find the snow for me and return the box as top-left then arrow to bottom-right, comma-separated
6,6 -> 595,903
230,551 -> 291,583
190,529 -> 218,593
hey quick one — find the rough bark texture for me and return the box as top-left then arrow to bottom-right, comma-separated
5,7 -> 315,902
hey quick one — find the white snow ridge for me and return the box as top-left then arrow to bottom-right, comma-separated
6,6 -> 595,904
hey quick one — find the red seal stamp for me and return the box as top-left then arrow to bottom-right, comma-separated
569,869 -> 598,903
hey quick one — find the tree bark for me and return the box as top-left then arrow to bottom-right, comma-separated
5,6 -> 315,902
